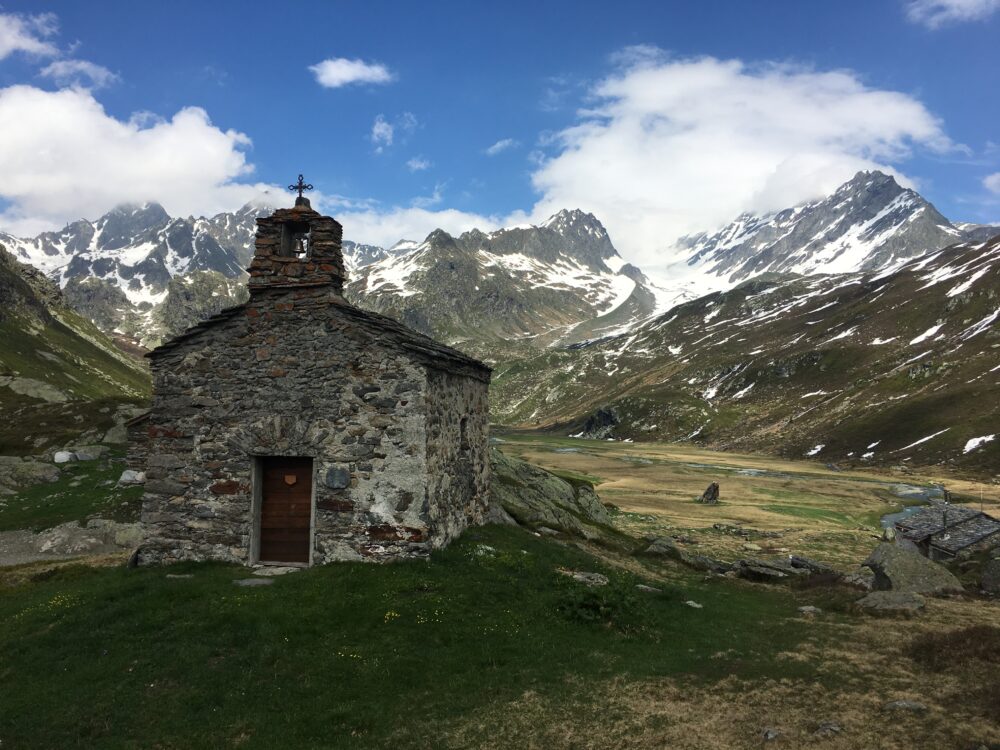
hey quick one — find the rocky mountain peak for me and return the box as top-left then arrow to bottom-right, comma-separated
680,170 -> 963,283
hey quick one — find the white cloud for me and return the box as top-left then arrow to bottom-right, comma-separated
485,138 -> 519,156
39,59 -> 119,89
308,57 -> 394,88
370,114 -> 393,153
905,0 -> 1000,27
370,112 -> 418,154
0,11 -> 58,60
525,53 -> 955,270
411,183 -> 446,209
0,85 -> 271,236
336,206 -> 504,248
406,156 -> 431,172
985,172 -> 1000,194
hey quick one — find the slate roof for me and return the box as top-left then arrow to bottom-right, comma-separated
896,503 -> 1000,556
146,292 -> 491,380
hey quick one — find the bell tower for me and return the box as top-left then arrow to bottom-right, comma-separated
247,175 -> 346,296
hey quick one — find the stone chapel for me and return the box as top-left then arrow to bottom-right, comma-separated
135,186 -> 491,566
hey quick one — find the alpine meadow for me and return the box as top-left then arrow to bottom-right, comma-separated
1,2 -> 999,748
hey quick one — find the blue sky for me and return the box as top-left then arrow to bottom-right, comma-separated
0,0 -> 998,267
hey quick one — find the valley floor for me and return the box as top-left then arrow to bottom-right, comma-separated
497,431 -> 1000,570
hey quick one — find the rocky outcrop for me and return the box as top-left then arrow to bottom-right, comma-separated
699,482 -> 720,504
855,590 -> 926,615
863,543 -> 963,596
643,537 -> 731,573
0,456 -> 59,495
576,407 -> 620,440
980,559 -> 1000,594
488,449 -> 611,539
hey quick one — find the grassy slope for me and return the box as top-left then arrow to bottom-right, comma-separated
0,308 -> 150,454
0,449 -> 143,531
0,525 -> 814,749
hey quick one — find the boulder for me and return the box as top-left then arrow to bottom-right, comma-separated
559,570 -> 609,587
85,519 -> 143,549
35,522 -> 107,555
855,591 -> 926,615
734,557 -> 810,583
488,449 -> 611,538
0,456 -> 59,493
643,537 -> 731,573
117,469 -> 146,486
843,568 -> 876,590
788,555 -> 840,577
881,700 -> 927,714
699,482 -> 720,504
70,445 -> 108,461
981,559 -> 1000,594
101,423 -> 128,444
863,543 -> 963,596
53,451 -> 76,464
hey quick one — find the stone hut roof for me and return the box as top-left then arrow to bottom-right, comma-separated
896,504 -> 1000,556
147,295 -> 491,382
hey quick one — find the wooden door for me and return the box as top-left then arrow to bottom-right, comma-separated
259,456 -> 312,564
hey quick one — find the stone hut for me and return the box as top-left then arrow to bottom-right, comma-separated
136,194 -> 491,566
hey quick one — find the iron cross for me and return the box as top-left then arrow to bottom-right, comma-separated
288,174 -> 313,198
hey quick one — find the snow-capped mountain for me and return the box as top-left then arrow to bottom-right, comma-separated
0,201 -> 406,346
492,232 -> 1000,472
347,209 -> 684,360
677,171 -> 974,283
1,171 -> 994,356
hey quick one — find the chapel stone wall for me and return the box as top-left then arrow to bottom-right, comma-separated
423,369 -> 491,546
138,286 -> 439,565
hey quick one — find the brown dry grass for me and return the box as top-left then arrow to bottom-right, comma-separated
500,434 -> 1000,569
443,587 -> 1000,750
0,552 -> 127,587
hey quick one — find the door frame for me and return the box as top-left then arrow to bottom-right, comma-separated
249,454 -> 316,567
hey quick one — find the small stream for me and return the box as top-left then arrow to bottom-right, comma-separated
879,484 -> 946,527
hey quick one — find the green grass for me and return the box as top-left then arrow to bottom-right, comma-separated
0,452 -> 142,531
0,525 -> 817,749
761,503 -> 857,527
0,311 -> 150,454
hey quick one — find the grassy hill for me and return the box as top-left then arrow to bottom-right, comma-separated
2,521 -> 1000,749
0,245 -> 150,454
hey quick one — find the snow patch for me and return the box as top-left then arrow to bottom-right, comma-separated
963,435 -> 995,454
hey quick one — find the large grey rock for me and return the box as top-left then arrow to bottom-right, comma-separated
70,444 -> 108,461
102,423 -> 128,444
643,537 -> 731,573
488,449 -> 610,538
863,543 -> 963,596
117,469 -> 146,486
559,570 -> 609,587
855,590 -> 926,614
699,481 -> 720,504
0,376 -> 68,403
85,519 -> 143,549
36,522 -> 107,555
0,456 -> 59,493
53,451 -> 76,464
882,700 -> 927,714
981,559 -> 1000,593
